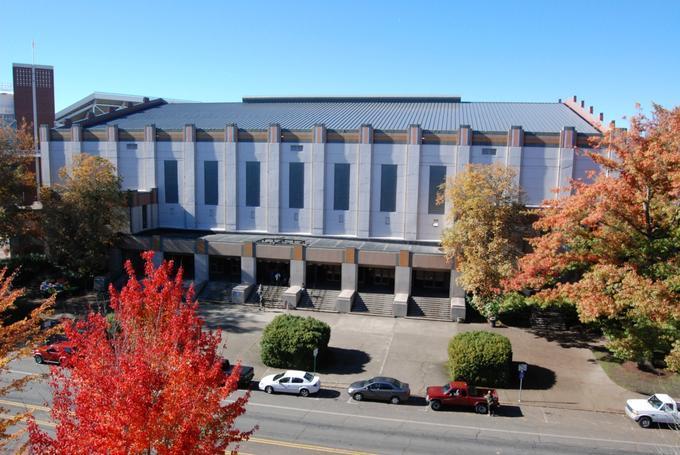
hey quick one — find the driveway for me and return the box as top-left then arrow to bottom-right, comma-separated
199,304 -> 644,413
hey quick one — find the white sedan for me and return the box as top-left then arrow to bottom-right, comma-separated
258,370 -> 321,397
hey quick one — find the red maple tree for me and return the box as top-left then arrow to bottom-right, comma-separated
28,251 -> 253,454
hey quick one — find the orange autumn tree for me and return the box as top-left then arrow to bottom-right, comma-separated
506,105 -> 680,365
28,252 -> 253,454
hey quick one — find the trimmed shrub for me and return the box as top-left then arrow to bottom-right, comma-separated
498,293 -> 533,327
448,331 -> 513,386
260,314 -> 331,370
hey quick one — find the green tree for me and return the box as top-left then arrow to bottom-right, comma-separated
0,123 -> 37,241
440,163 -> 530,317
507,105 -> 680,365
40,154 -> 126,281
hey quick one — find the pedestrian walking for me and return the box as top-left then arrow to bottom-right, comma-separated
257,284 -> 263,311
485,390 -> 495,416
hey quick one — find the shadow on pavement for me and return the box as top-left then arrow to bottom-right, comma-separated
198,306 -> 262,334
529,327 -> 601,350
505,361 -> 556,390
495,404 -> 523,418
317,347 -> 371,375
247,387 -> 341,399
403,396 -> 428,407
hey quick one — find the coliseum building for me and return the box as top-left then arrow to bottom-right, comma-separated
39,95 -> 606,320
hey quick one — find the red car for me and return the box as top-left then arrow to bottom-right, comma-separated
426,381 -> 499,414
33,339 -> 75,365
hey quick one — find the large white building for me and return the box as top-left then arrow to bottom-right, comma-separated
39,95 -> 606,320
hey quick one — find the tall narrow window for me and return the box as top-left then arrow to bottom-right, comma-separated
289,162 -> 304,209
380,164 -> 397,212
333,163 -> 350,211
142,205 -> 148,229
204,161 -> 218,205
428,166 -> 446,214
245,161 -> 260,207
164,160 -> 178,204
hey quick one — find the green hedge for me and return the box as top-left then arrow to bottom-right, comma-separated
260,314 -> 331,370
448,331 -> 513,387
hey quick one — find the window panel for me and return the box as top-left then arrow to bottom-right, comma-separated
428,166 -> 446,214
245,161 -> 260,207
204,161 -> 218,206
289,162 -> 304,209
380,164 -> 397,212
333,163 -> 350,211
164,160 -> 178,204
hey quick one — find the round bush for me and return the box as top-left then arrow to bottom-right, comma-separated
260,314 -> 331,370
448,331 -> 513,387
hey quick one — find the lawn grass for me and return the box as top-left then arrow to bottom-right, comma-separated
593,348 -> 680,397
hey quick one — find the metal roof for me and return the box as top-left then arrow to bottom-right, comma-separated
85,98 -> 600,134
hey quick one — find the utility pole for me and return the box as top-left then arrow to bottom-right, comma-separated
31,40 -> 41,201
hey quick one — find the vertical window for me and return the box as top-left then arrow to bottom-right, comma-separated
142,204 -> 148,229
333,163 -> 350,211
428,166 -> 446,214
164,160 -> 178,204
380,164 -> 397,212
204,161 -> 218,205
289,162 -> 304,209
245,161 -> 260,207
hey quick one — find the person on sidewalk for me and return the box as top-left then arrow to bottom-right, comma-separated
485,390 -> 495,416
257,284 -> 264,311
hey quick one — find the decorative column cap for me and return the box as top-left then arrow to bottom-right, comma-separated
408,124 -> 422,145
70,124 -> 82,142
107,124 -> 119,142
184,124 -> 196,142
458,125 -> 471,146
268,123 -> 281,143
225,123 -> 238,143
560,126 -> 576,148
507,126 -> 524,147
144,124 -> 156,142
359,124 -> 373,144
313,123 -> 327,144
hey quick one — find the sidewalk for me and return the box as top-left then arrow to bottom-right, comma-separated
199,304 -> 644,413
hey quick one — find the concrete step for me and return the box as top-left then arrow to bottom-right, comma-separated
246,285 -> 287,310
297,289 -> 341,313
352,292 -> 394,317
198,281 -> 238,304
407,295 -> 451,321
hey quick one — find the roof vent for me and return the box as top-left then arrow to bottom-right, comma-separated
143,97 -> 150,103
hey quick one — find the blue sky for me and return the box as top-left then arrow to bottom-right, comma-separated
1,0 -> 679,124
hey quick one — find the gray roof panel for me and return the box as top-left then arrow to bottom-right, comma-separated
87,100 -> 600,134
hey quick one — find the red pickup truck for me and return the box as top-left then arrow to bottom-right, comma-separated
426,381 -> 499,414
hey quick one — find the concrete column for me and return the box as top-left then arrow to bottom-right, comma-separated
194,239 -> 209,289
393,250 -> 411,317
66,125 -> 82,172
225,124 -> 238,231
240,242 -> 256,284
290,245 -> 306,287
143,124 -> 157,190
266,124 -> 281,233
183,124 -> 197,228
39,124 -> 51,187
310,124 -> 326,235
151,235 -> 163,268
450,266 -> 466,321
456,125 -> 472,176
356,124 -> 373,238
505,126 -> 523,186
337,247 -> 358,313
404,125 -> 421,240
557,127 -> 576,198
101,125 -> 119,176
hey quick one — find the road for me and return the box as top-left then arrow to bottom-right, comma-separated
3,357 -> 680,455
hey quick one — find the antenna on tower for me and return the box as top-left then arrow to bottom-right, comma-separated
31,39 -> 42,200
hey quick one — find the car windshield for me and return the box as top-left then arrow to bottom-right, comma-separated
442,383 -> 451,394
273,373 -> 284,381
304,373 -> 314,382
648,395 -> 664,408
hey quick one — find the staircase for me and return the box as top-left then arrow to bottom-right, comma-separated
351,293 -> 394,317
407,296 -> 451,321
246,285 -> 287,310
297,289 -> 341,313
198,281 -> 237,304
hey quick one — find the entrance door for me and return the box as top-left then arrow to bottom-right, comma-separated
256,260 -> 290,286
358,267 -> 395,293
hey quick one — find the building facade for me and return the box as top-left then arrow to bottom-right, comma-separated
39,96 -> 606,320
12,63 -> 54,128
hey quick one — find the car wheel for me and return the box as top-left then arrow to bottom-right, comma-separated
265,386 -> 273,394
353,393 -> 363,401
638,416 -> 652,428
430,400 -> 442,411
300,388 -> 310,397
475,403 -> 488,414
34,355 -> 44,364
390,396 -> 400,405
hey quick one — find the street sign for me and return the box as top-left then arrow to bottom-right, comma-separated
518,370 -> 526,380
518,363 -> 528,403
518,363 -> 528,372
313,348 -> 319,358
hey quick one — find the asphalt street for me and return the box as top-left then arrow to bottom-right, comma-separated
3,356 -> 680,454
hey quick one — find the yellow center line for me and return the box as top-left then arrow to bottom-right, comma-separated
2,399 -> 376,454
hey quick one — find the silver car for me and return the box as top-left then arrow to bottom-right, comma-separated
347,377 -> 410,404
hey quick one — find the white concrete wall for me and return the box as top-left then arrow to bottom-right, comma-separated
519,147 -> 559,206
237,142 -> 268,231
323,143 -> 358,236
49,142 -> 66,184
156,141 -> 185,228
417,145 -> 455,240
370,144 -> 406,238
196,142 -> 226,230
118,142 -> 143,190
279,143 -> 311,234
